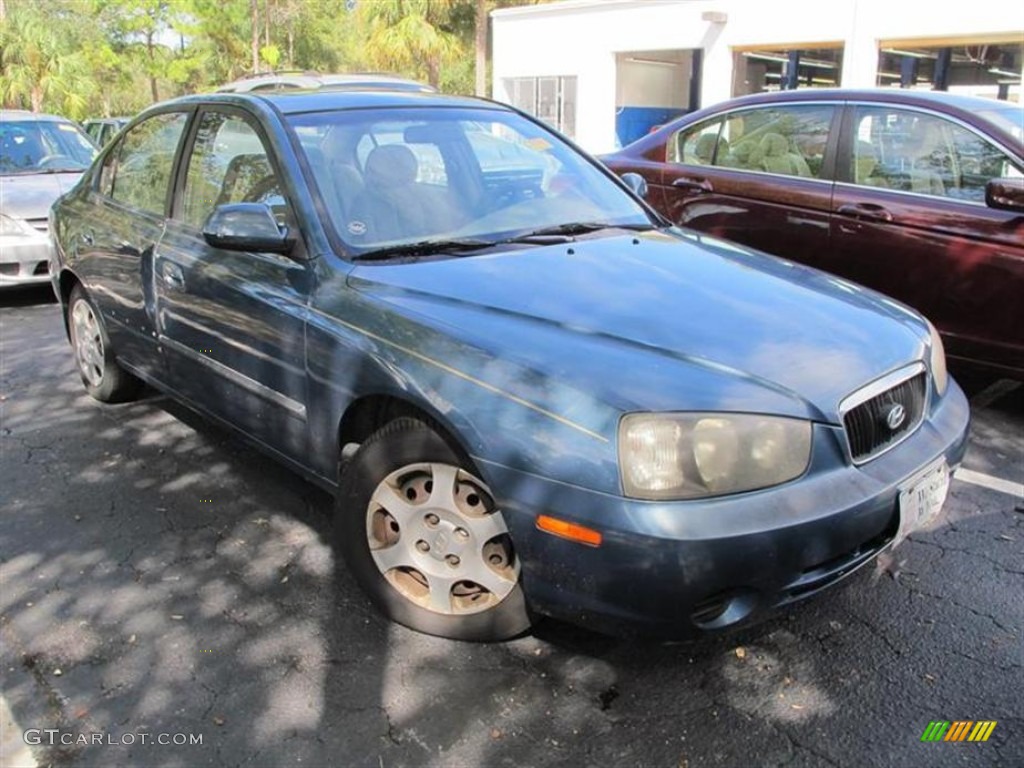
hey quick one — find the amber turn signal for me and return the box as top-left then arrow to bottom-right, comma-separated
536,514 -> 602,547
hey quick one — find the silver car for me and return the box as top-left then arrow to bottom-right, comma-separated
1,111 -> 96,288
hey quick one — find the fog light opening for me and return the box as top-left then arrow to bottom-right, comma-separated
690,588 -> 759,629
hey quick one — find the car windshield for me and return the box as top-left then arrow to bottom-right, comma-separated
287,106 -> 653,254
977,106 -> 1024,144
0,119 -> 96,175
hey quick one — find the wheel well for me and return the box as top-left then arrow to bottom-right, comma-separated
57,270 -> 81,337
337,395 -> 471,464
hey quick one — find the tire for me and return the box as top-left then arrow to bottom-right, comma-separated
67,285 -> 140,403
336,418 -> 532,641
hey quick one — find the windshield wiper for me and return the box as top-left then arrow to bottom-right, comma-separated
503,221 -> 658,243
353,237 -> 498,262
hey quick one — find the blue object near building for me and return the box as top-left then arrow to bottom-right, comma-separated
615,106 -> 688,147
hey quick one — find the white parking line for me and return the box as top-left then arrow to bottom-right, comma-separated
0,695 -> 37,768
954,467 -> 1024,499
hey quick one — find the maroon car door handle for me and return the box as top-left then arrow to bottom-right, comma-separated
672,177 -> 713,194
836,203 -> 894,223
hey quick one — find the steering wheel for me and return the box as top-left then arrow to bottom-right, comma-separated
36,154 -> 74,170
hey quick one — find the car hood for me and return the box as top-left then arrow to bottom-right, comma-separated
0,172 -> 83,219
347,230 -> 929,423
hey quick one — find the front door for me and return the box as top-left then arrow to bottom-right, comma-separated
657,103 -> 839,267
156,108 -> 313,462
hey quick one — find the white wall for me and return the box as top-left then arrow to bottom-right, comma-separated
492,0 -> 1023,153
615,51 -> 691,108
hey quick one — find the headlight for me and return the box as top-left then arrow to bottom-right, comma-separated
927,321 -> 948,397
0,214 -> 34,237
619,413 -> 812,500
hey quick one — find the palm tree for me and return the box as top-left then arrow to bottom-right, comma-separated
359,0 -> 463,89
0,7 -> 90,116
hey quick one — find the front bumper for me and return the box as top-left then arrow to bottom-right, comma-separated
482,381 -> 970,638
0,234 -> 52,287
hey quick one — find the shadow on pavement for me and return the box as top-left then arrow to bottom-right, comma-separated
0,301 -> 1020,767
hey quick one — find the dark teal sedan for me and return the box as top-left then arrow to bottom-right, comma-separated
50,89 -> 969,641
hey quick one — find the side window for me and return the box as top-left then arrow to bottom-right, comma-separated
718,106 -> 834,179
109,113 -> 188,215
853,108 -> 1024,201
669,119 -> 722,165
97,143 -> 119,197
181,112 -> 286,229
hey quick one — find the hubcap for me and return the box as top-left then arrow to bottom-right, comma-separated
71,299 -> 104,388
366,462 -> 519,615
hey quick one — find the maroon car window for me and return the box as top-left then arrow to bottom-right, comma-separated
670,106 -> 834,180
718,106 -> 834,179
669,118 -> 723,165
109,113 -> 188,215
852,107 -> 1024,204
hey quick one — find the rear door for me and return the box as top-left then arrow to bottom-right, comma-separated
156,107 -> 314,462
78,111 -> 191,381
657,103 -> 839,266
828,104 -> 1024,374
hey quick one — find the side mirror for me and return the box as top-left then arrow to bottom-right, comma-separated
620,172 -> 648,199
202,203 -> 292,253
985,178 -> 1024,212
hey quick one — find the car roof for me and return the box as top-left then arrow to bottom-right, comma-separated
156,89 -> 505,116
216,72 -> 437,94
0,110 -> 75,123
613,87 -> 1023,159
717,88 -> 1020,114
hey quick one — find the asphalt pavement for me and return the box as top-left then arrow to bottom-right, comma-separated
1,285 -> 1022,768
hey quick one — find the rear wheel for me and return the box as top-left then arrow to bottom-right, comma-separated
68,285 -> 140,403
336,418 -> 531,641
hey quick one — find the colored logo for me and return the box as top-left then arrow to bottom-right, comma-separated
920,721 -> 997,742
885,403 -> 906,430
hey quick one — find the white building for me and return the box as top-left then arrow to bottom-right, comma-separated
492,0 -> 1024,153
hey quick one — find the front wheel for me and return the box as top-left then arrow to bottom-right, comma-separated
68,285 -> 140,403
336,418 -> 532,641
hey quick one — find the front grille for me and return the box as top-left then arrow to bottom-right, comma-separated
843,372 -> 926,463
25,218 -> 48,233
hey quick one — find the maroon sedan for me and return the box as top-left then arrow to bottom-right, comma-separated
602,89 -> 1024,380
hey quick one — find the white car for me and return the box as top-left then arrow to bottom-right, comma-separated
1,111 -> 96,288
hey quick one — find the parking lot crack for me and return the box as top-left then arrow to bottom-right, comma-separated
841,610 -> 903,658
904,584 -> 1019,635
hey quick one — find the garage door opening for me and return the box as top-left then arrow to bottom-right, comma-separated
877,38 -> 1023,101
615,49 -> 700,147
732,45 -> 844,95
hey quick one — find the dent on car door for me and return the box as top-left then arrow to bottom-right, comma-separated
659,104 -> 838,264
156,108 -> 313,461
828,105 -> 1024,374
79,112 -> 190,381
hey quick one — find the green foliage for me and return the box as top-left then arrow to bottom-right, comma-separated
0,0 -> 554,120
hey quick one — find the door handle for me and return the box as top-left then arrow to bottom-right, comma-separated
160,261 -> 185,291
672,176 -> 713,194
836,203 -> 893,223
81,231 -> 94,246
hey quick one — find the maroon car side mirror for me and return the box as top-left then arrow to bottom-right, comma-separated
985,178 -> 1024,213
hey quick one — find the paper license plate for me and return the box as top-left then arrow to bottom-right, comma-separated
894,460 -> 950,548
